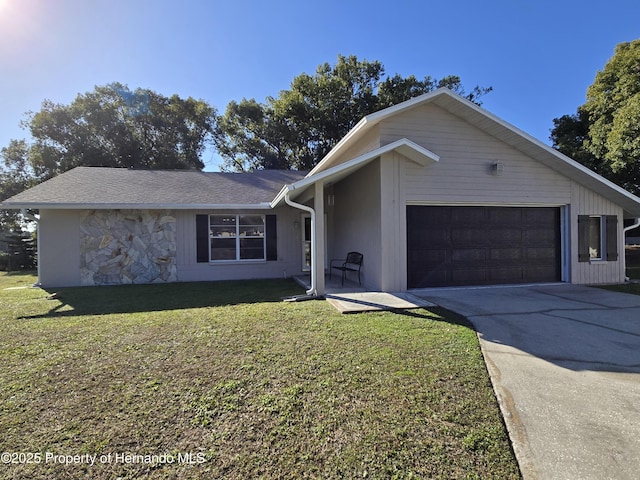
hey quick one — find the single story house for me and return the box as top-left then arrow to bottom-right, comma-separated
4,88 -> 640,294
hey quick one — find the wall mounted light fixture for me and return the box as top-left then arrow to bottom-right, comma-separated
491,162 -> 504,176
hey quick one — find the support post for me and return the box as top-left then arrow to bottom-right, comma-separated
314,181 -> 325,296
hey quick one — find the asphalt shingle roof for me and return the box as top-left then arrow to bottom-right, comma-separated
2,167 -> 307,209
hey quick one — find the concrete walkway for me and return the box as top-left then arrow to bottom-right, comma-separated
413,283 -> 640,480
292,274 -> 435,313
325,291 -> 435,313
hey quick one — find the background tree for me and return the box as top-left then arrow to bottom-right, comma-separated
24,83 -> 216,180
551,39 -> 640,194
0,231 -> 37,272
0,84 -> 217,262
214,55 -> 492,171
0,140 -> 35,231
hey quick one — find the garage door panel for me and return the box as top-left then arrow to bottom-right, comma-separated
524,228 -> 557,243
407,206 -> 561,288
451,227 -> 486,246
523,208 -> 556,224
489,208 -> 522,224
524,265 -> 559,282
452,207 -> 486,224
409,248 -> 447,263
524,247 -> 559,263
451,248 -> 486,262
490,248 -> 523,261
420,229 -> 450,245
408,268 -> 449,287
451,268 -> 487,285
489,266 -> 524,283
488,228 -> 522,243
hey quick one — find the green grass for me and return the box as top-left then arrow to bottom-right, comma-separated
0,273 -> 520,479
601,247 -> 640,295
598,282 -> 640,295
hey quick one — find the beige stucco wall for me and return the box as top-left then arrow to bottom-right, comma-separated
175,206 -> 304,282
38,206 -> 304,288
39,210 -> 81,287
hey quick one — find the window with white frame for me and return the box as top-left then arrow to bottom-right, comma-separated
578,215 -> 618,263
209,214 -> 265,261
587,216 -> 603,260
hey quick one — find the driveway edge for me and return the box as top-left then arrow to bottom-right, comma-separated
475,329 -> 538,480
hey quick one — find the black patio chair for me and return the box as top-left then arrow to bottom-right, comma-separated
330,251 -> 364,286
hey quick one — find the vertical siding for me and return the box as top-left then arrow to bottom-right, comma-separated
39,210 -> 81,287
379,152 -> 407,291
175,206 -> 303,282
570,182 -> 625,284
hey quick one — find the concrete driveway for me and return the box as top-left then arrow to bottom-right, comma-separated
413,283 -> 640,480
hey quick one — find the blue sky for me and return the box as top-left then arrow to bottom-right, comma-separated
1,0 -> 639,171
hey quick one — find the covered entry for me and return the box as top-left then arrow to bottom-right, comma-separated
407,206 -> 561,288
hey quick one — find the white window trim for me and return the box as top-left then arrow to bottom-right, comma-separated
209,214 -> 266,263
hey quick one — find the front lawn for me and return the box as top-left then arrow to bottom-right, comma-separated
0,273 -> 519,479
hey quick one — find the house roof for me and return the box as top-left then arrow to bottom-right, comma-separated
271,138 -> 439,206
5,89 -> 640,218
1,167 -> 307,210
307,88 -> 640,218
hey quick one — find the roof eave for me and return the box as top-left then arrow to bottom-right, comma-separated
307,89 -> 448,175
272,138 -> 439,207
0,202 -> 274,210
306,116 -> 370,176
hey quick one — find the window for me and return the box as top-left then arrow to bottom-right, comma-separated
196,214 -> 277,264
210,215 -> 265,261
587,216 -> 603,260
578,215 -> 618,262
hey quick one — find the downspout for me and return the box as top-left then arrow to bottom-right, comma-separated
624,218 -> 640,235
284,187 -> 317,296
623,218 -> 640,282
21,209 -> 41,287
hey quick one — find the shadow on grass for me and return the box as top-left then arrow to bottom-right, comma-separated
2,269 -> 38,276
393,306 -> 476,329
22,279 -> 305,319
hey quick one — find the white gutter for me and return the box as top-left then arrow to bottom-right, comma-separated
284,187 -> 317,296
21,209 -> 41,286
624,218 -> 640,234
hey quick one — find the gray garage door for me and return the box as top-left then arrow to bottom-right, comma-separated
407,206 -> 561,288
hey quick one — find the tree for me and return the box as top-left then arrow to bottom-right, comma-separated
0,231 -> 37,272
0,83 -> 217,237
551,40 -> 640,193
214,55 -> 492,171
0,139 -> 35,231
25,83 -> 216,179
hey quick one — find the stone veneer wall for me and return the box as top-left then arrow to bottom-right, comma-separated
80,210 -> 177,286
